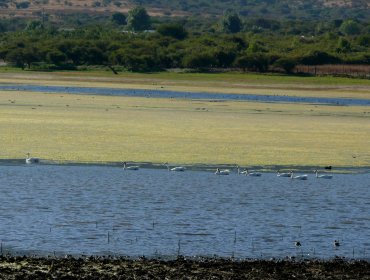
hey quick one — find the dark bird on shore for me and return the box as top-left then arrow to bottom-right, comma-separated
324,166 -> 332,170
334,240 -> 340,247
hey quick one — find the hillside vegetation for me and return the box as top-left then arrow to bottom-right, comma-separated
1,19 -> 370,74
1,2 -> 370,75
0,0 -> 369,21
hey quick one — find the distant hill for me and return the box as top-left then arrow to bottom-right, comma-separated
0,0 -> 369,21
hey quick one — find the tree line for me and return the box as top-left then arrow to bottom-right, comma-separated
0,7 -> 370,74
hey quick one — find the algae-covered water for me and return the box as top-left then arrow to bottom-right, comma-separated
0,164 -> 369,259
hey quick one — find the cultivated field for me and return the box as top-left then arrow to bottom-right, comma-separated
1,70 -> 369,168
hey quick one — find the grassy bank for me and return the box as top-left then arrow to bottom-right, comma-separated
1,89 -> 369,167
0,256 -> 369,280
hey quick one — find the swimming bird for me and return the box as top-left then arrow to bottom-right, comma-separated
290,171 -> 308,180
277,170 -> 291,177
315,169 -> 333,179
123,162 -> 139,170
165,162 -> 185,172
26,153 -> 39,164
295,241 -> 302,247
334,240 -> 340,247
215,168 -> 230,175
238,167 -> 248,175
245,168 -> 261,177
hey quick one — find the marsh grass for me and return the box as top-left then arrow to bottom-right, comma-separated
1,90 -> 369,167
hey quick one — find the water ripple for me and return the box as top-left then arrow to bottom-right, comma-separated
0,165 -> 369,259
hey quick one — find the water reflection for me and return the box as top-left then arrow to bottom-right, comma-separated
0,164 -> 369,259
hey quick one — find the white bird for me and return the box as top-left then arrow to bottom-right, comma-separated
290,171 -> 308,180
123,162 -> 139,170
245,168 -> 261,177
277,170 -> 291,177
215,168 -> 230,175
238,167 -> 248,175
315,169 -> 333,179
26,153 -> 39,164
165,163 -> 185,172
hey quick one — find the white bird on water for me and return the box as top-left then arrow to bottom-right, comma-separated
215,168 -> 230,175
290,171 -> 308,180
165,162 -> 185,172
245,168 -> 262,177
123,162 -> 139,170
237,166 -> 248,175
277,170 -> 291,177
26,153 -> 39,164
315,169 -> 333,179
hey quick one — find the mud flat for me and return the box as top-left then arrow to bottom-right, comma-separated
0,256 -> 369,279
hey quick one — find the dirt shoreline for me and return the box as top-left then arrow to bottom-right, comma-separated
0,158 -> 368,173
0,256 -> 369,279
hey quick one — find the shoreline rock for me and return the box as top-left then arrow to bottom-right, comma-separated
0,256 -> 369,279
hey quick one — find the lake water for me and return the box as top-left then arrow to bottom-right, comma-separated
0,164 -> 369,259
1,84 -> 370,106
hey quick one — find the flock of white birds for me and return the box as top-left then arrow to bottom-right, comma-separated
26,154 -> 333,179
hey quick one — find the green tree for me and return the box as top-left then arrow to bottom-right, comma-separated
157,23 -> 187,40
23,47 -> 39,68
339,20 -> 361,36
182,52 -> 217,70
5,48 -> 26,69
234,53 -> 269,72
234,55 -> 251,72
274,57 -> 297,73
215,48 -> 236,68
127,6 -> 151,32
46,50 -> 67,65
221,11 -> 242,34
337,38 -> 351,53
111,12 -> 126,26
357,35 -> 370,47
300,50 -> 339,65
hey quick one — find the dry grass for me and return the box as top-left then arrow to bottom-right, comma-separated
1,90 -> 369,167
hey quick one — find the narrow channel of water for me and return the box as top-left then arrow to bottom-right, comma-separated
1,84 -> 370,106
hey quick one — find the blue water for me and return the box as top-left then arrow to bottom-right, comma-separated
0,164 -> 369,259
1,84 -> 370,106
